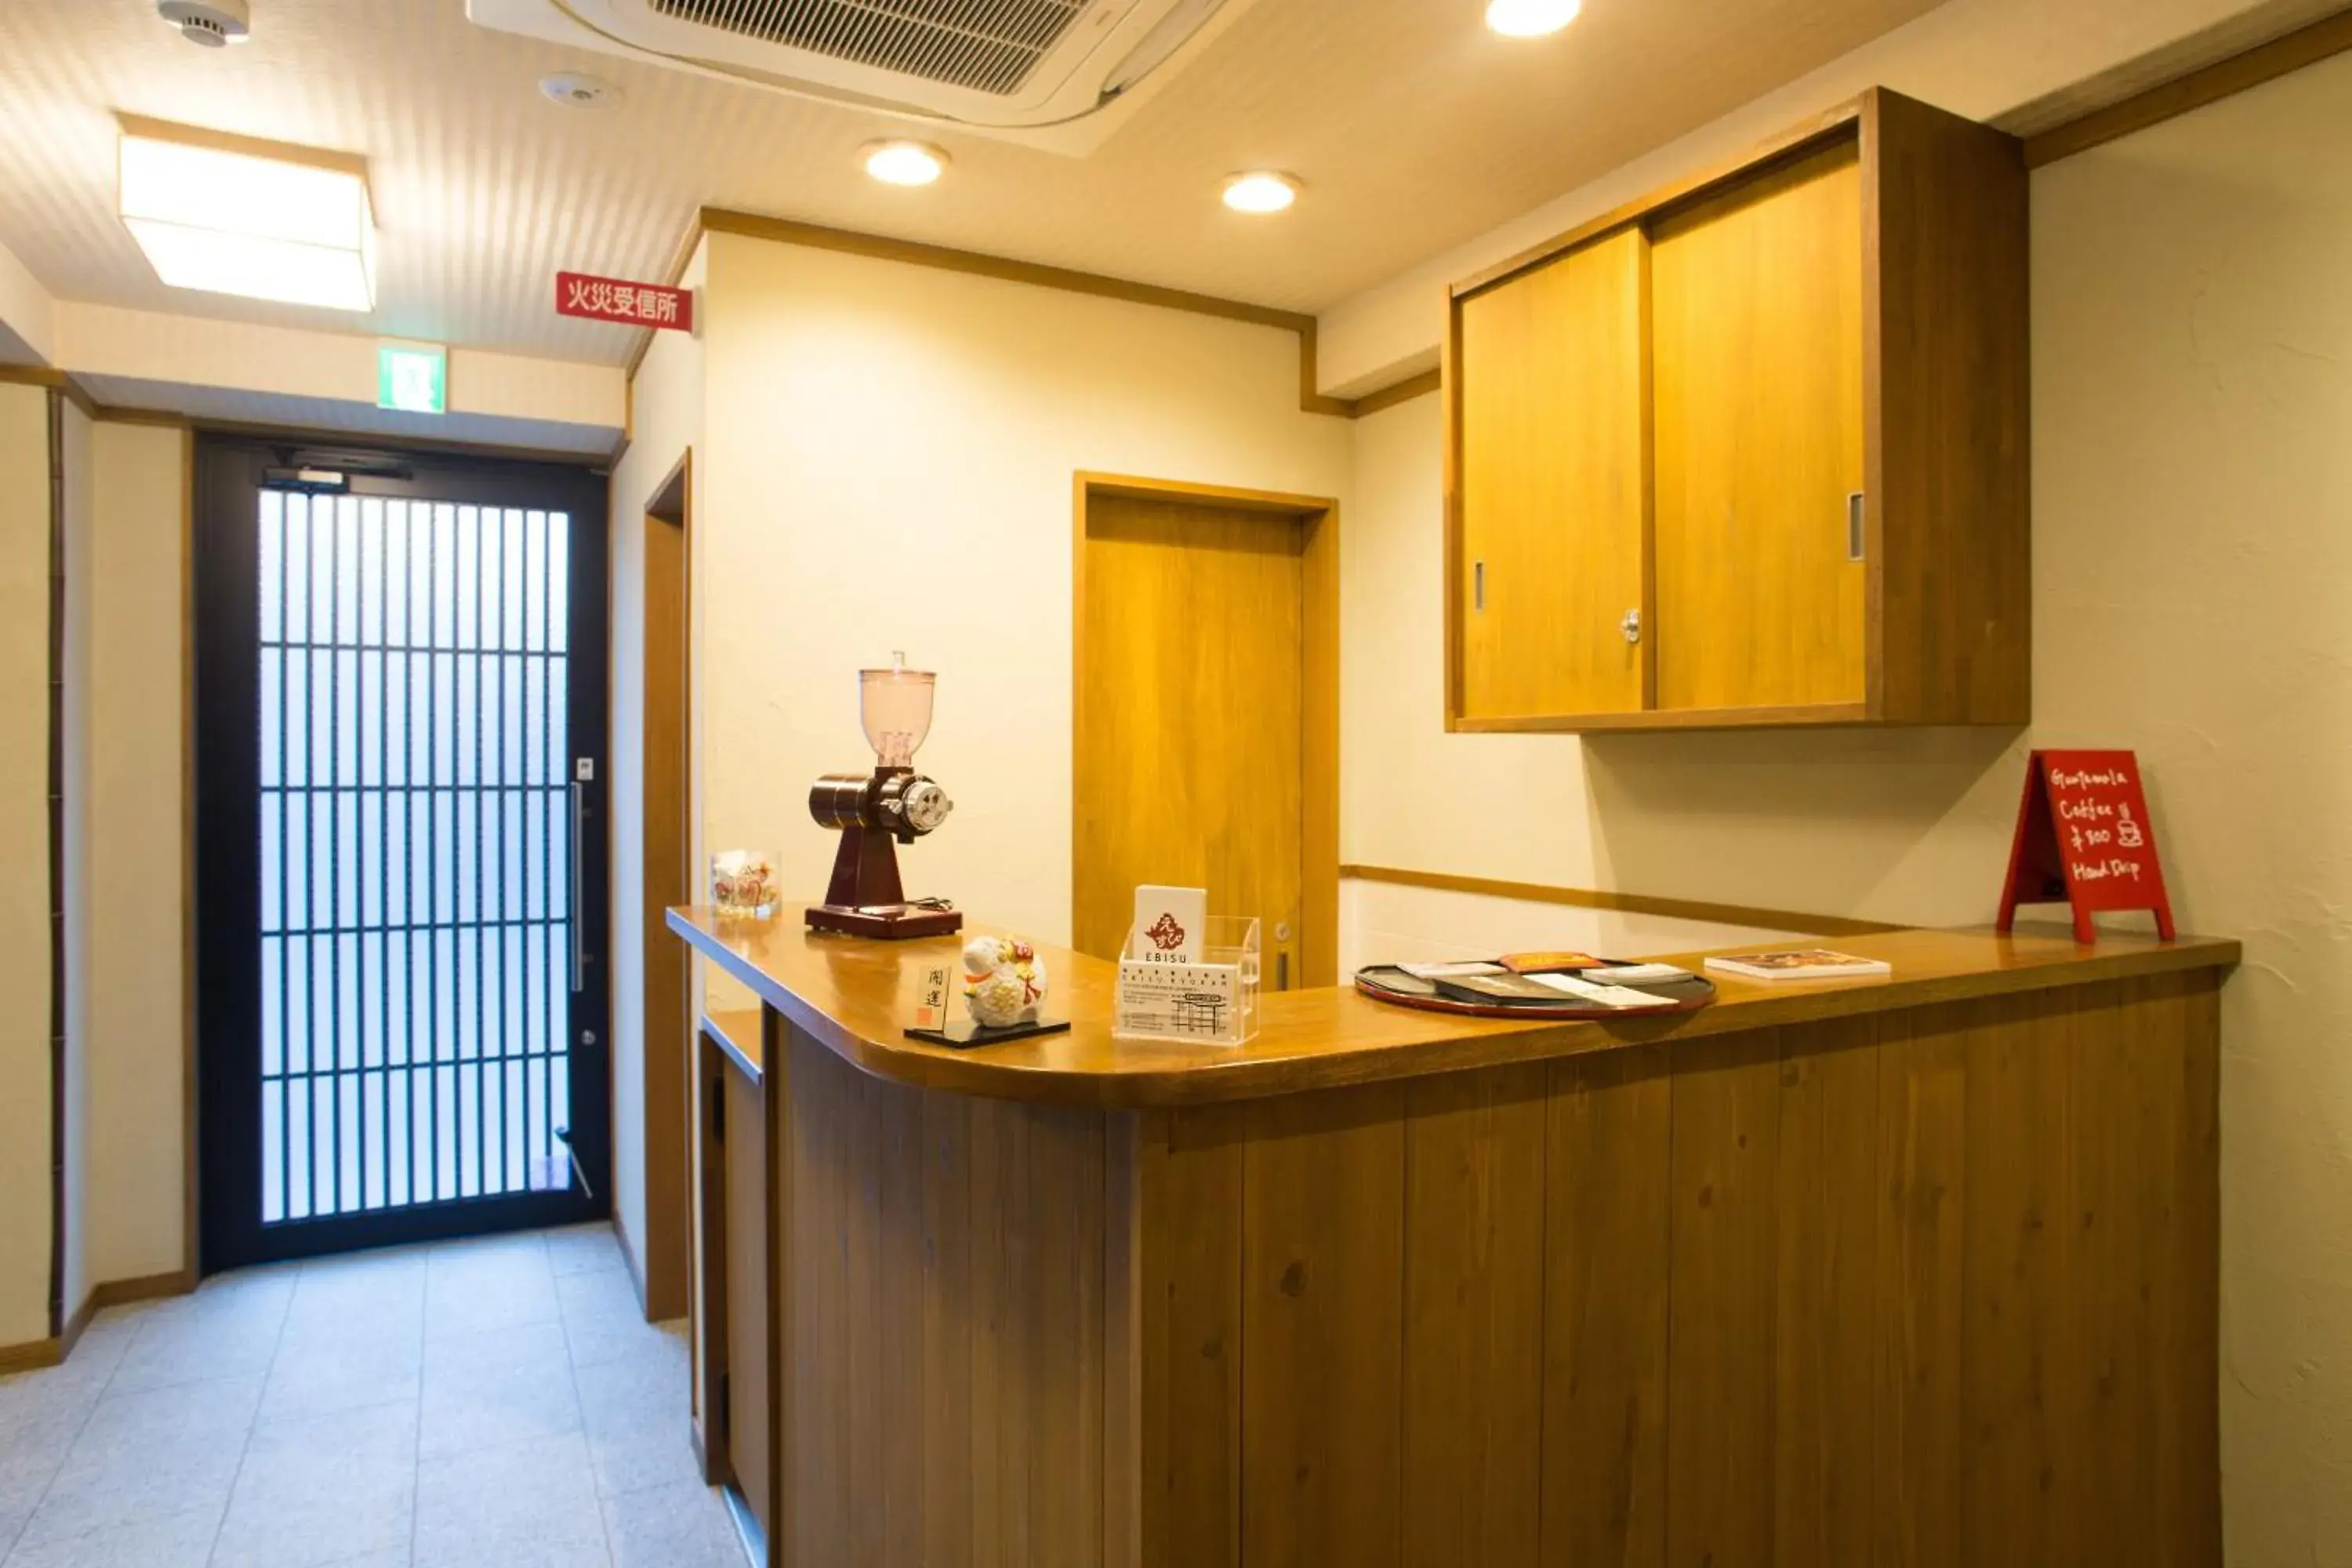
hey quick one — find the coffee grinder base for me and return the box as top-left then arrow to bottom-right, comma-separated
804,903 -> 964,941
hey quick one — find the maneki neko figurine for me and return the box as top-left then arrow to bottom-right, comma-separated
962,935 -> 1050,1030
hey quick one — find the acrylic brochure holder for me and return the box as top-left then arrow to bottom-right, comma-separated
1113,915 -> 1261,1046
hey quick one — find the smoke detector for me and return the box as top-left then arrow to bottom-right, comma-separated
539,72 -> 621,109
157,0 -> 251,48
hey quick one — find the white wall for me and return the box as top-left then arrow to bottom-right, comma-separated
1345,390 -> 2027,923
83,420 -> 191,1288
608,240 -> 707,1287
0,383 -> 53,1348
695,232 -> 1354,951
1341,49 -> 2352,1560
56,304 -> 625,456
1340,877 -> 1802,981
0,404 -> 191,1347
2032,59 -> 2352,1559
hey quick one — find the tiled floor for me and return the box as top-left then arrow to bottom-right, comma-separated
0,1225 -> 744,1568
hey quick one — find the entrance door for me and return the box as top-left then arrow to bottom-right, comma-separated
195,437 -> 610,1270
1073,478 -> 1338,990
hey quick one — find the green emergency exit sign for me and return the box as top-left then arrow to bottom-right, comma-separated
378,343 -> 447,415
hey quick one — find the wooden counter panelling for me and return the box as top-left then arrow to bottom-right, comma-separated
1115,970 -> 2220,1568
677,913 -> 2228,1566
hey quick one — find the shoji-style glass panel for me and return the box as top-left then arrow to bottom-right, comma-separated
254,490 -> 576,1224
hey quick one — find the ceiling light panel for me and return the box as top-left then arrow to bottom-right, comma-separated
118,124 -> 376,310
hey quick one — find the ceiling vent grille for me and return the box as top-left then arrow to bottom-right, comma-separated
650,0 -> 1091,96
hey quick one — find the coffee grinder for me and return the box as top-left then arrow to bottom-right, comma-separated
804,654 -> 962,940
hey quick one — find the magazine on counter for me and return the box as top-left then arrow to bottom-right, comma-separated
1702,949 -> 1892,982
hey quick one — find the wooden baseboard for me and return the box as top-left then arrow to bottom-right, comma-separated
1338,863 -> 1906,939
0,1330 -> 66,1376
89,1268 -> 199,1312
0,1266 -> 195,1374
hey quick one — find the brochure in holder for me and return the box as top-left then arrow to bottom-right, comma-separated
1114,914 -> 1261,1046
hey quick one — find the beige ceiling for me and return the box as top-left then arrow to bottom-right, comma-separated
0,0 -> 1946,368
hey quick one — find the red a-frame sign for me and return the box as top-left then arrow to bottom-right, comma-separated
1997,749 -> 2176,944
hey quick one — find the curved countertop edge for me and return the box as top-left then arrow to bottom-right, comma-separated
667,907 -> 2241,1109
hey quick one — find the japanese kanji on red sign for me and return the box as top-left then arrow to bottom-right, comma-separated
555,270 -> 693,332
1996,749 -> 2175,944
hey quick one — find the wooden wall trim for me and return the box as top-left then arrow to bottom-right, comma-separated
88,405 -> 191,430
1338,863 -> 1907,940
2024,5 -> 2352,167
89,1267 -> 198,1311
0,1328 -> 69,1377
655,207 -> 1430,419
0,364 -> 97,420
0,1265 -> 196,1375
1350,368 -> 1442,417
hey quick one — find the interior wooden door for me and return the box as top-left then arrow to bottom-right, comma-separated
1650,137 -> 1866,712
1076,491 -> 1305,986
1457,225 -> 1650,719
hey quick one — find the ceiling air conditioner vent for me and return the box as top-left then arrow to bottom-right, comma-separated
652,0 -> 1089,97
466,0 -> 1258,151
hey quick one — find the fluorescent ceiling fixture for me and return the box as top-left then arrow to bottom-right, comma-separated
118,118 -> 376,311
863,140 -> 948,187
1486,0 -> 1582,37
1221,171 -> 1298,213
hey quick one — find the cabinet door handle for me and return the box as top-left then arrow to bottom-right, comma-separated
1473,560 -> 1485,612
1621,608 -> 1642,644
1847,492 -> 1866,562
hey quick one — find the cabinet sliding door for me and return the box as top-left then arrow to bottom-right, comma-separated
1650,138 -> 1866,713
1456,225 -> 1650,720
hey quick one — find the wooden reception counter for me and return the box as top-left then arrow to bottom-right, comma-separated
669,907 -> 2236,1568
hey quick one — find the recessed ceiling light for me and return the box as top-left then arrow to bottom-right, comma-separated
863,140 -> 948,187
1221,172 -> 1298,214
540,72 -> 620,109
1486,0 -> 1582,38
117,117 -> 376,311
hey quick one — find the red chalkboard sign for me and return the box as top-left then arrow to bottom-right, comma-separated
1997,749 -> 2175,943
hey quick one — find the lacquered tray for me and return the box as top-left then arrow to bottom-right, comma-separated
1353,964 -> 1716,1020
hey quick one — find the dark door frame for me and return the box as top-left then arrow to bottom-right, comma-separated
193,434 -> 612,1271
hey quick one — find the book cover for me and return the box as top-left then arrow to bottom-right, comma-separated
1498,949 -> 1607,974
1702,949 -> 1892,982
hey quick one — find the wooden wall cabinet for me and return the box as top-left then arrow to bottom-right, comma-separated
1443,89 -> 2030,731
